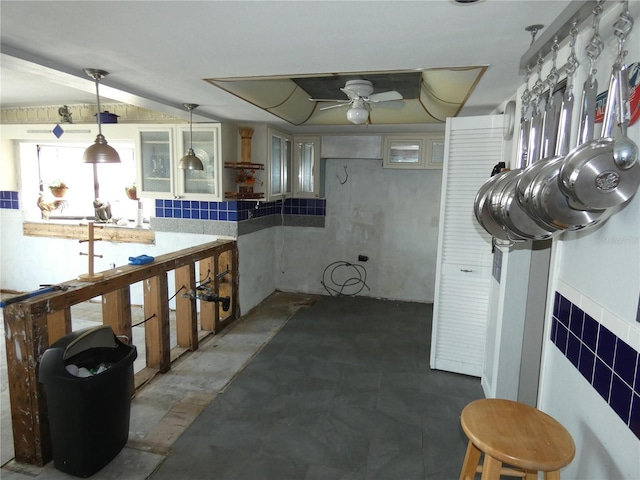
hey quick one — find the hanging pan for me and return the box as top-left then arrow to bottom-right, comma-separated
524,23 -> 608,231
516,90 -> 564,218
474,171 -> 520,242
473,70 -> 534,243
515,50 -> 565,219
527,87 -> 608,230
489,60 -> 560,242
559,4 -> 640,210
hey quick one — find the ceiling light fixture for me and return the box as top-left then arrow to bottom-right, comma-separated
82,69 -> 121,164
178,103 -> 204,170
346,99 -> 370,125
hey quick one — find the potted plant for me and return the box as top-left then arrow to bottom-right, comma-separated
48,180 -> 68,198
235,168 -> 262,193
125,183 -> 139,200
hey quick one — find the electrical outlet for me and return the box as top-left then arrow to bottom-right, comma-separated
358,255 -> 368,262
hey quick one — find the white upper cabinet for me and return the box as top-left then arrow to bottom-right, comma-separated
383,133 -> 445,169
137,128 -> 173,196
136,124 -> 224,200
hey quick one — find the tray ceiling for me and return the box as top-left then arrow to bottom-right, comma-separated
206,67 -> 485,126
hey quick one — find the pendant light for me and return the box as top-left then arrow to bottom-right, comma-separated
178,103 -> 204,170
82,69 -> 121,163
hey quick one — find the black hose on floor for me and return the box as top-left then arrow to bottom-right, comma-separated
321,261 -> 370,297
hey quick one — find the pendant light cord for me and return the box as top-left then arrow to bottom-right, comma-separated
189,107 -> 194,150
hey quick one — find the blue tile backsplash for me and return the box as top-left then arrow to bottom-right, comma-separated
552,292 -> 640,439
0,191 -> 19,210
154,198 -> 326,222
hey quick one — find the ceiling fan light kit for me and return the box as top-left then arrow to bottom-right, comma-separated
347,100 -> 370,125
82,68 -> 121,164
311,79 -> 403,125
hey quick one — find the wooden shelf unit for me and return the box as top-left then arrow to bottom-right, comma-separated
224,162 -> 265,199
224,162 -> 264,170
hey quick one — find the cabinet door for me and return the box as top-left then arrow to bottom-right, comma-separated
294,135 -> 320,197
270,135 -> 283,196
268,129 -> 292,200
177,126 -> 220,200
430,115 -> 503,377
283,137 -> 292,195
138,129 -> 173,197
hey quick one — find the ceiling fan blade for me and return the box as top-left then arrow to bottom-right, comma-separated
309,98 -> 350,103
369,90 -> 403,102
372,100 -> 405,110
340,87 -> 360,100
319,102 -> 351,111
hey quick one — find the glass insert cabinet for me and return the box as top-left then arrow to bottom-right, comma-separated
268,128 -> 292,200
136,124 -> 223,200
294,135 -> 320,198
267,130 -> 321,200
383,133 -> 445,169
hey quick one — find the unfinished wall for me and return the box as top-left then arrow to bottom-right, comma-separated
274,158 -> 442,302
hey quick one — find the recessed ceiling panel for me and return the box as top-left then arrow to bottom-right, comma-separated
206,67 -> 486,126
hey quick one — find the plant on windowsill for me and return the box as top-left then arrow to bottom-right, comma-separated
48,180 -> 68,198
125,183 -> 139,201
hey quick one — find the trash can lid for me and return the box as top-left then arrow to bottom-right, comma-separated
62,325 -> 117,361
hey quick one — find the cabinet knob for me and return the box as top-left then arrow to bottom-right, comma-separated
460,269 -> 473,273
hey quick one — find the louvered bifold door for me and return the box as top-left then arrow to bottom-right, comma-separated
430,115 -> 504,376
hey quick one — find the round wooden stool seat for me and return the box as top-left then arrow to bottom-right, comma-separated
459,399 -> 575,480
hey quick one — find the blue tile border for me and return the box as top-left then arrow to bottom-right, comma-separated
551,292 -> 640,439
154,197 -> 326,224
0,191 -> 19,210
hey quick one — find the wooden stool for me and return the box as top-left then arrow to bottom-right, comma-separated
459,399 -> 575,480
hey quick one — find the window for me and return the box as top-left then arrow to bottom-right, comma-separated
20,142 -> 148,222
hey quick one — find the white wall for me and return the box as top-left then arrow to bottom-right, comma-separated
0,138 -> 17,191
274,158 -> 442,302
237,227 -> 276,314
537,4 -> 640,478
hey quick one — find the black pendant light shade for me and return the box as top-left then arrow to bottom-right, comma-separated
179,103 -> 204,170
83,69 -> 120,164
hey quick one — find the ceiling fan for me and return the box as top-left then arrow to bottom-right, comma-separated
309,79 -> 404,124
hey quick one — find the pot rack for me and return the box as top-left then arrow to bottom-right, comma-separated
519,0 -> 616,75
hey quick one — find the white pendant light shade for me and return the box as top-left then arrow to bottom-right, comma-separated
179,103 -> 204,170
83,69 -> 120,164
346,99 -> 369,125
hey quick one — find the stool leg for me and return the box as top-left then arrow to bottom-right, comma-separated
480,455 -> 503,480
544,471 -> 561,480
524,471 -> 538,480
459,441 -> 482,480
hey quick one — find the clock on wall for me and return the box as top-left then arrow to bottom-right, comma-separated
503,100 -> 516,141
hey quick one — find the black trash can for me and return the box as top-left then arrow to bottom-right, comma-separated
38,325 -> 137,477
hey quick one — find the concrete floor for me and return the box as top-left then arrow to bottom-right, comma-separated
1,293 -> 484,480
1,291 -> 317,479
